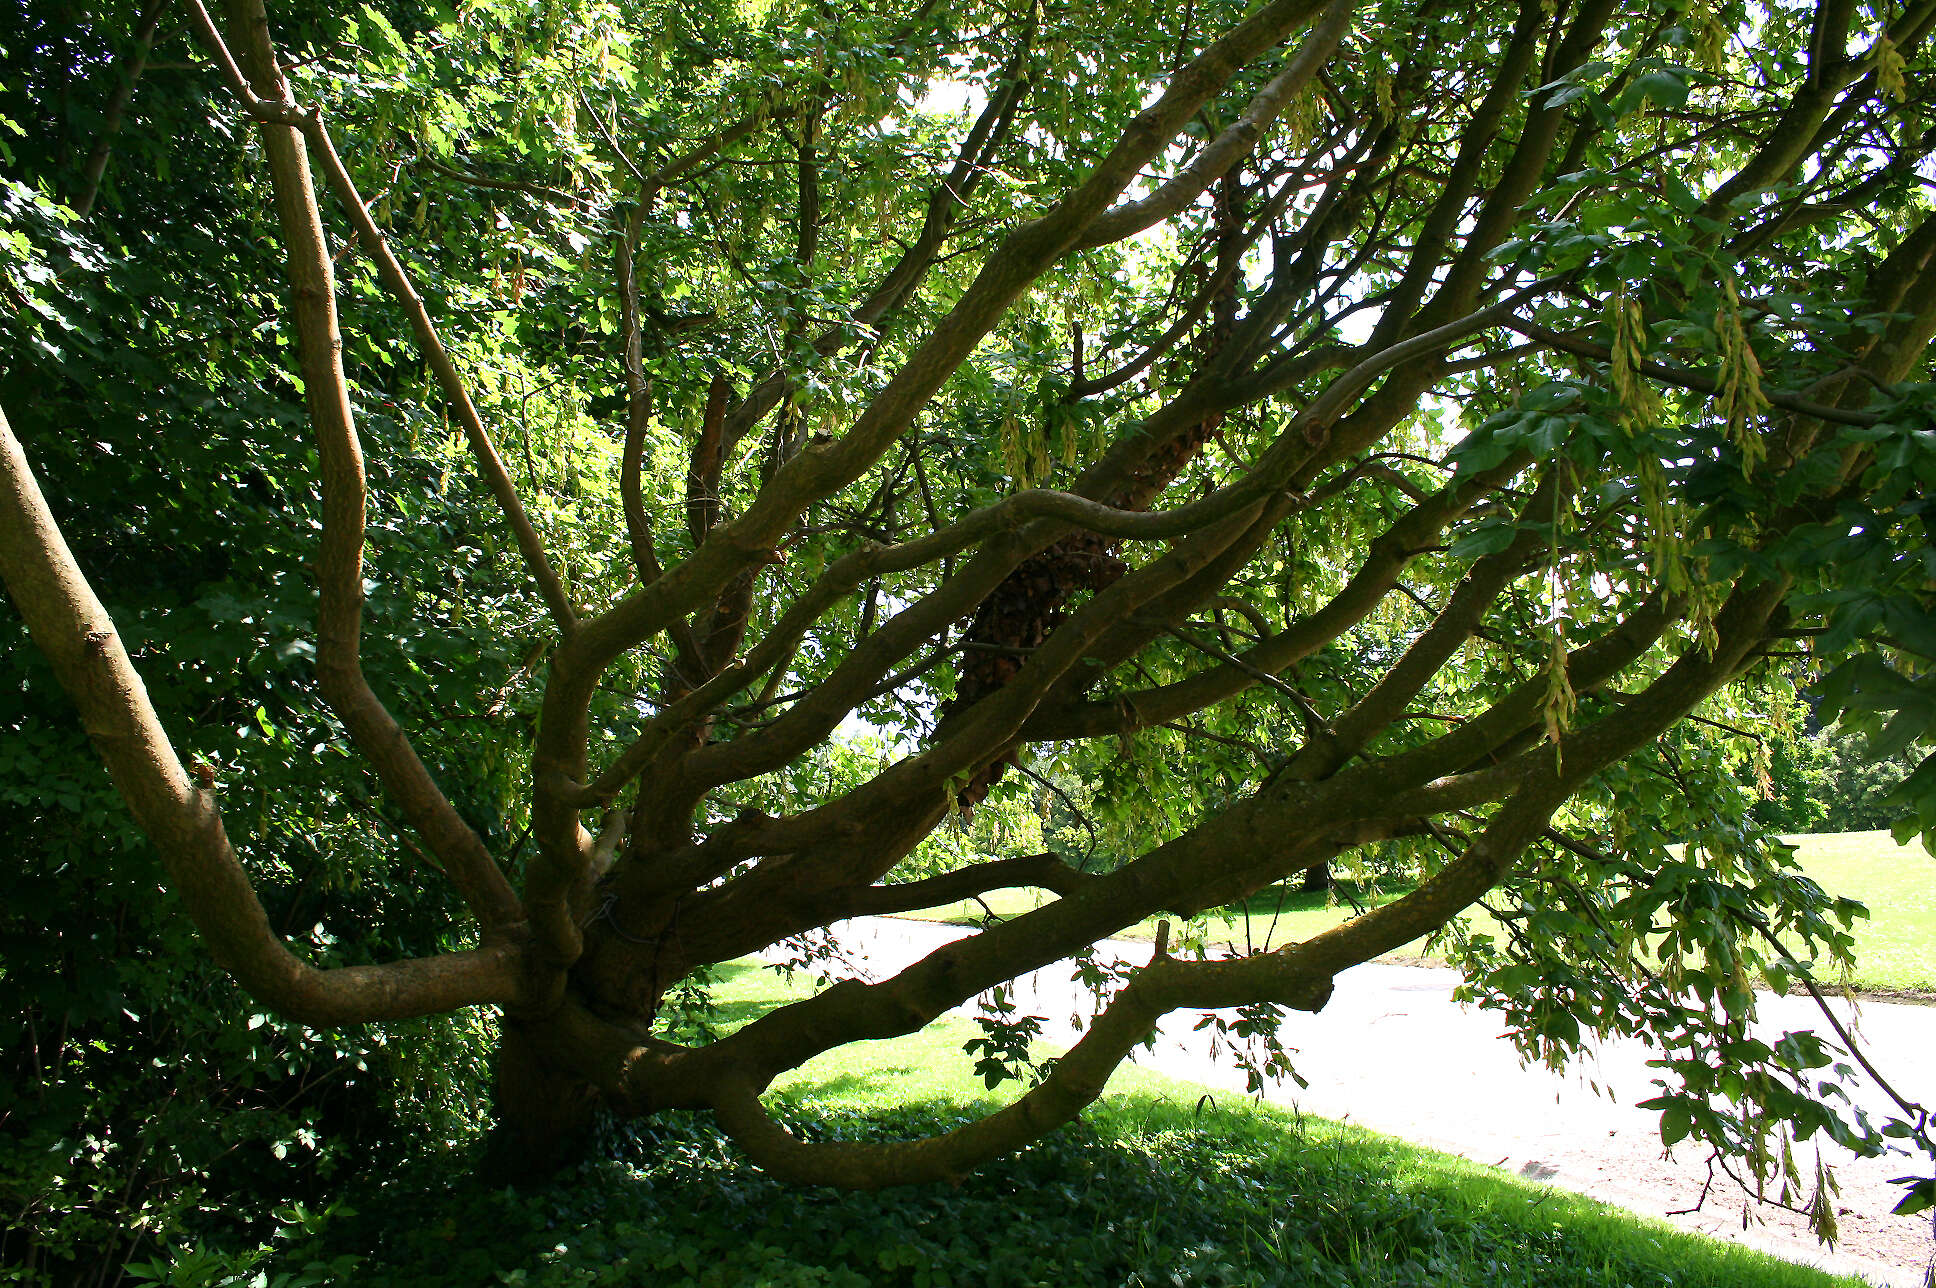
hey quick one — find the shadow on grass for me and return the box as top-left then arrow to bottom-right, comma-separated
780,1067 -> 927,1101
664,960 -> 820,1038
303,1024 -> 1857,1288
1214,877 -> 1418,919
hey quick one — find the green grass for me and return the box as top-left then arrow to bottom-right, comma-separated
898,878 -> 1441,959
288,959 -> 1865,1288
899,829 -> 1936,996
1766,830 -> 1936,994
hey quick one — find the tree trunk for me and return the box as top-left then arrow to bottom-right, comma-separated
1299,858 -> 1331,894
487,1021 -> 601,1183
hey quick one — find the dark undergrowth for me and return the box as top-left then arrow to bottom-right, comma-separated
235,1093 -> 1857,1288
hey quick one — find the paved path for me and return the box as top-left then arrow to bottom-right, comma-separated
777,916 -> 1936,1288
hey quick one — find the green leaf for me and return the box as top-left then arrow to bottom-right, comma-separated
1447,523 -> 1518,560
1890,1175 -> 1935,1216
1659,1103 -> 1693,1147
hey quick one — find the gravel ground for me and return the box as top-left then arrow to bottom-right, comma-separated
785,917 -> 1936,1288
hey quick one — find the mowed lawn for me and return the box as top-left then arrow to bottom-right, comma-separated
335,960 -> 1872,1287
895,830 -> 1936,997
726,962 -> 1867,1288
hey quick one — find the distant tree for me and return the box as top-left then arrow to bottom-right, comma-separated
1755,725 -> 1922,835
5,0 -> 1935,1232
1816,734 -> 1923,833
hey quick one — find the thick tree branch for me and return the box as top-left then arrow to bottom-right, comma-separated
832,853 -> 1097,918
189,0 -> 578,631
566,0 -> 1339,687
712,42 -> 1036,457
1022,458 -> 1527,740
1072,0 -> 1354,252
1282,471 -> 1558,778
0,405 -> 524,1025
705,936 -> 1333,1188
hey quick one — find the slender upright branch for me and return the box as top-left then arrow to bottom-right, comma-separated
71,0 -> 166,219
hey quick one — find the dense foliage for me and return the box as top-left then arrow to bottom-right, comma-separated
4,0 -> 1936,1279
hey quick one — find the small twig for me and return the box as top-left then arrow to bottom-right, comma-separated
1162,621 -> 1333,739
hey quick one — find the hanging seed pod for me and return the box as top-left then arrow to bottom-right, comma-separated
1875,33 -> 1908,103
1636,453 -> 1689,596
1694,7 -> 1729,73
1284,87 -> 1322,151
1542,627 -> 1576,757
1607,287 -> 1664,429
1712,278 -> 1769,471
1000,410 -> 1024,483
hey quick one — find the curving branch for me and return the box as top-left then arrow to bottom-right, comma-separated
664,573 -> 1786,1147
563,0 -> 1342,689
707,940 -> 1332,1189
0,405 -> 524,1026
26,0 -> 1929,1206
304,118 -> 579,630
1072,0 -> 1355,252
712,37 -> 1037,456
1283,470 -> 1558,779
1021,457 -> 1529,740
615,248 -> 663,584
195,0 -> 526,932
701,597 -> 1786,1187
190,0 -> 577,632
828,853 -> 1098,919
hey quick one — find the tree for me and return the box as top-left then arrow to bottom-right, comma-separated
1754,721 -> 1924,833
4,0 -> 1935,1219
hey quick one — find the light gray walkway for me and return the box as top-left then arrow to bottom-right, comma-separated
768,916 -> 1936,1288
